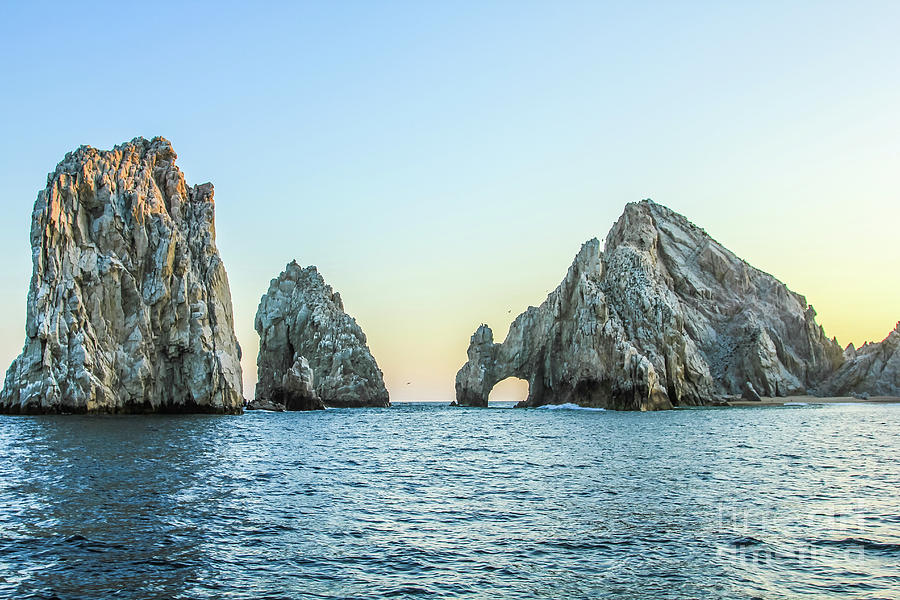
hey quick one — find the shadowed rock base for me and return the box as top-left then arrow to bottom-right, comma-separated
2,399 -> 243,415
246,399 -> 286,412
250,355 -> 326,411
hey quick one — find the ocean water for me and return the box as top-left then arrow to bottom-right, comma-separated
1,402 -> 898,599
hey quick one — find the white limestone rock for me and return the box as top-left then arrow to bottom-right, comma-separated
254,262 -> 389,408
455,199 -> 845,410
821,323 -> 900,397
0,137 -> 244,414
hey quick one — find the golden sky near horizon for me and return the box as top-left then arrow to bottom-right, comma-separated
0,2 -> 898,403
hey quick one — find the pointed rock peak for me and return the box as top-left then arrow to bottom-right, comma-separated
277,261 -> 326,290
606,199 -> 718,256
562,238 -> 603,290
281,260 -> 306,281
577,237 -> 601,257
128,136 -> 176,160
471,324 -> 494,345
255,263 -> 389,408
604,200 -> 662,254
881,323 -> 900,345
573,238 -> 602,268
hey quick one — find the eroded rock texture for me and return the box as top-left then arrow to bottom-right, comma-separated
0,137 -> 244,414
456,200 -> 845,410
255,262 -> 389,408
822,323 -> 900,397
247,355 -> 324,411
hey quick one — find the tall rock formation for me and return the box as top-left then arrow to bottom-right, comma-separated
456,199 -> 845,410
254,261 -> 389,408
0,137 -> 244,414
821,323 -> 900,397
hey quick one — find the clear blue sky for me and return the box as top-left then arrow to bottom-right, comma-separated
1,1 -> 898,401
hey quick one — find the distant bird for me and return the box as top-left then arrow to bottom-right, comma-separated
406,382 -> 411,385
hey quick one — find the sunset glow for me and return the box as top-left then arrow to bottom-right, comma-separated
1,2 -> 897,402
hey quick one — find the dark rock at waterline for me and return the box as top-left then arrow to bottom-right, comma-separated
250,355 -> 325,411
246,398 -> 286,412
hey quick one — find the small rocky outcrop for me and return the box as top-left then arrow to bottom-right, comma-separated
741,381 -> 762,402
821,323 -> 900,397
247,355 -> 324,411
254,261 -> 389,408
245,397 -> 285,412
455,199 -> 845,410
0,137 -> 244,414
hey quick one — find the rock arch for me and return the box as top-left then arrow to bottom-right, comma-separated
454,200 -> 846,411
454,324 -> 551,408
488,376 -> 530,405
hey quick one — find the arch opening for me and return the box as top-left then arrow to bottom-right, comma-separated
487,377 -> 529,406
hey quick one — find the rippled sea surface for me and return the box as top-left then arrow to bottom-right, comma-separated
1,402 -> 899,599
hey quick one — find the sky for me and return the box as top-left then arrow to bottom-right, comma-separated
0,1 -> 898,402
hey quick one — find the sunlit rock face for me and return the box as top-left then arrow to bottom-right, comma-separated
455,200 -> 845,410
0,137 -> 244,414
254,262 -> 389,409
822,323 -> 900,397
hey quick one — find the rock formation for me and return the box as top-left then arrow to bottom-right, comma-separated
248,355 -> 324,411
821,323 -> 900,397
0,137 -> 244,414
254,261 -> 389,408
455,199 -> 846,410
741,381 -> 762,402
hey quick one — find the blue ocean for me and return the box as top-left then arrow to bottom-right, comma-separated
1,402 -> 898,599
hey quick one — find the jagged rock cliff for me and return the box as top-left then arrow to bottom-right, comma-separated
821,323 -> 900,397
456,200 -> 845,410
254,261 -> 389,408
0,137 -> 244,414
